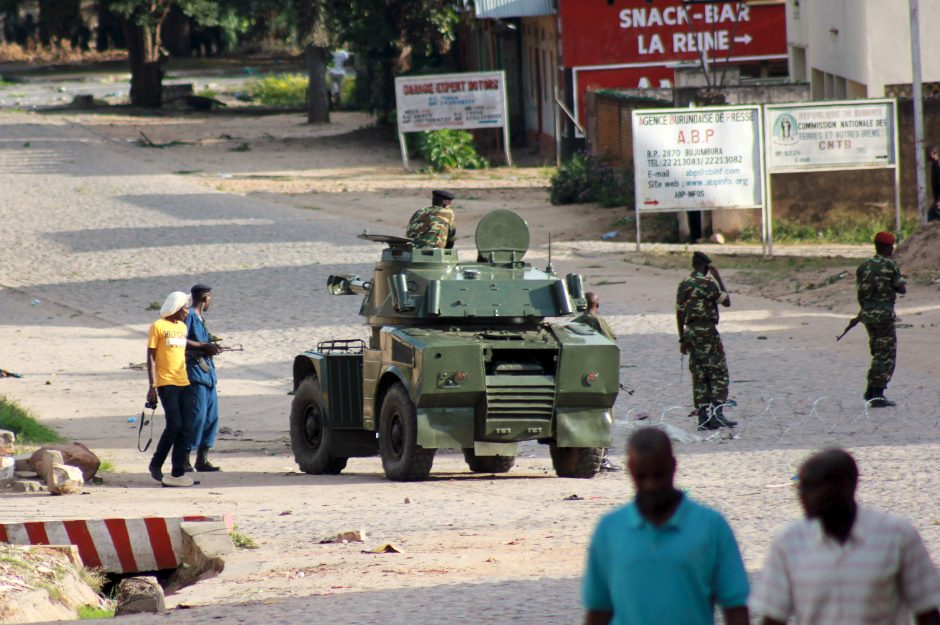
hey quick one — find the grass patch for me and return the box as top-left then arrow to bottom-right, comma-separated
0,396 -> 60,444
78,605 -> 114,619
98,459 -> 116,473
230,525 -> 259,550
248,73 -> 306,108
623,251 -> 856,274
146,301 -> 161,311
734,215 -> 919,245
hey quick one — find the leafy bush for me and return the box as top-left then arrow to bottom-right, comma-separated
248,73 -> 307,108
417,130 -> 488,172
550,153 -> 632,208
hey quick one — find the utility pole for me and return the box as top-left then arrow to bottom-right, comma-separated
910,0 -> 928,224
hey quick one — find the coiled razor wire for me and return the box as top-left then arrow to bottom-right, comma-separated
613,388 -> 940,447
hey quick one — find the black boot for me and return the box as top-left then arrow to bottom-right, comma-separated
710,403 -> 737,428
863,384 -> 874,401
867,387 -> 896,408
697,406 -> 720,430
195,447 -> 221,472
183,452 -> 194,473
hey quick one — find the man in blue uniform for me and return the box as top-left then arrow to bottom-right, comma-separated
185,284 -> 223,472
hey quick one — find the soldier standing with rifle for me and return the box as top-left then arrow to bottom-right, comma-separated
855,232 -> 906,407
676,252 -> 737,430
185,284 -> 223,472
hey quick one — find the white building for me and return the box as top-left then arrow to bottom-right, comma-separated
787,0 -> 940,99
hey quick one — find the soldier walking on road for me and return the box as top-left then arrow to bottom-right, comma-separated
676,252 -> 736,430
856,231 -> 906,407
406,189 -> 456,249
573,292 -> 620,472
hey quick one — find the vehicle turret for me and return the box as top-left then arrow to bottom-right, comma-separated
327,210 -> 589,336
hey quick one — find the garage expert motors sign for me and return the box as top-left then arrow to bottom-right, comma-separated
765,100 -> 897,171
395,71 -> 507,133
632,105 -> 764,211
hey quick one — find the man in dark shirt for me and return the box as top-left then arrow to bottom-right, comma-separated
928,147 -> 940,222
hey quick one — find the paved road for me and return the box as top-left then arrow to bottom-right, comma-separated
4,113 -> 940,625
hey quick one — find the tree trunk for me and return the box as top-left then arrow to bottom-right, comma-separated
306,44 -> 330,124
123,18 -> 163,108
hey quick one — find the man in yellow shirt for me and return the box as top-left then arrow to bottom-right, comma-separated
146,291 -> 195,488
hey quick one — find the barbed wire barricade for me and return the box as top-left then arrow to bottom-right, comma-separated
614,388 -> 940,448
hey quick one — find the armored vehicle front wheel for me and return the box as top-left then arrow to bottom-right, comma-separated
379,383 -> 435,481
549,444 -> 602,479
462,448 -> 515,474
290,377 -> 348,475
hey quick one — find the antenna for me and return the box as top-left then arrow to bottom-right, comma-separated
546,233 -> 554,273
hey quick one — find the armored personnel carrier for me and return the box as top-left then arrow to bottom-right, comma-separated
290,209 -> 620,481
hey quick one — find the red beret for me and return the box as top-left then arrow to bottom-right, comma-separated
874,231 -> 895,245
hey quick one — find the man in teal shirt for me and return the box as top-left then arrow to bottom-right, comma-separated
582,427 -> 750,625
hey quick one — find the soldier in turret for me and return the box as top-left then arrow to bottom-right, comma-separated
406,189 -> 456,249
856,231 -> 906,407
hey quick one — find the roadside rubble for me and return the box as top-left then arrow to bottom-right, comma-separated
0,543 -> 109,624
0,432 -> 100,495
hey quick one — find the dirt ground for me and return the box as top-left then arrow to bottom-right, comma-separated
3,108 -> 940,621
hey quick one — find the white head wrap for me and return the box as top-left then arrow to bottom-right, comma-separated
160,291 -> 191,318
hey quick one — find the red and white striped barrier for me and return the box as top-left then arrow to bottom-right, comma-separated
0,515 -> 233,573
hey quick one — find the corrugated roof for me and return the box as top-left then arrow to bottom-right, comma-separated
474,0 -> 555,18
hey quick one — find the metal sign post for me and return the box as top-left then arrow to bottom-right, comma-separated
394,70 -> 512,170
631,104 -> 765,252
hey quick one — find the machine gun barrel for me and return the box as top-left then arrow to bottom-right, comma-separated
327,275 -> 372,296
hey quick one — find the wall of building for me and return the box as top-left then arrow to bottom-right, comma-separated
520,15 -> 558,158
788,0 -> 940,98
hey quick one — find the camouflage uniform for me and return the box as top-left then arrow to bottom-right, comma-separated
856,255 -> 906,388
677,271 -> 729,408
572,312 -> 616,341
406,206 -> 456,249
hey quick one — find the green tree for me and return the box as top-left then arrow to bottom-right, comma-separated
324,0 -> 459,119
110,0 -> 218,107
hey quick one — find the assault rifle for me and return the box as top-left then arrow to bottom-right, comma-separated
836,314 -> 862,341
213,343 -> 244,353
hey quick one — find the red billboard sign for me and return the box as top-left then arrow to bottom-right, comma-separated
558,0 -> 787,133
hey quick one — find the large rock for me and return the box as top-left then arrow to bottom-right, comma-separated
29,443 -> 99,481
114,576 -> 166,616
48,463 -> 84,495
0,429 -> 14,456
33,450 -> 63,484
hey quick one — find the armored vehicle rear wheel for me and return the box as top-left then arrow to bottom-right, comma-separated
290,377 -> 348,475
462,448 -> 515,473
549,444 -> 602,479
379,383 -> 435,481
